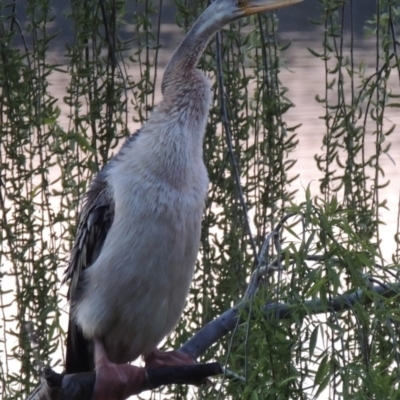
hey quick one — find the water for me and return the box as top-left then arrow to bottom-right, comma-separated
283,33 -> 400,257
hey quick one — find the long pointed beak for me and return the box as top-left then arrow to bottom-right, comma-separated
243,0 -> 303,15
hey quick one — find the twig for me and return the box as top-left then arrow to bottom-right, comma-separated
221,367 -> 246,384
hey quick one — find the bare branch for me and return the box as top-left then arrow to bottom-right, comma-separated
266,281 -> 400,319
27,363 -> 222,400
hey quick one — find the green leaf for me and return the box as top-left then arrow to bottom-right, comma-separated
309,325 -> 319,357
314,354 -> 329,387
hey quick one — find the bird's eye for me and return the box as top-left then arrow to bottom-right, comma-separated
236,0 -> 244,7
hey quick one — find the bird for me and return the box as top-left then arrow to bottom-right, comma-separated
63,0 -> 301,399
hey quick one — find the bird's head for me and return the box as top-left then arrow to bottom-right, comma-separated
163,0 -> 302,87
195,0 -> 302,36
210,0 -> 303,21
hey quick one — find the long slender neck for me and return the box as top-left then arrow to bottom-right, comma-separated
162,5 -> 229,93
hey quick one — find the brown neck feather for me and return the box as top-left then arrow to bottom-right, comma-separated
161,4 -> 231,94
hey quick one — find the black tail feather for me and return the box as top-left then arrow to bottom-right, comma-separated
65,319 -> 93,374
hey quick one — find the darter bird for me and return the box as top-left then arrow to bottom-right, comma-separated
64,0 -> 301,399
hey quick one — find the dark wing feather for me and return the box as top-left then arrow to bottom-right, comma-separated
64,169 -> 115,373
64,131 -> 140,374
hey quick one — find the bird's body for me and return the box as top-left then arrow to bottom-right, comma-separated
72,77 -> 210,363
64,0 -> 302,397
66,68 -> 211,367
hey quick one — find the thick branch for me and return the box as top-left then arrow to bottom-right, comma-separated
28,363 -> 222,400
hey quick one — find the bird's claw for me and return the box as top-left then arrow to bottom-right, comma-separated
93,361 -> 146,400
144,349 -> 195,369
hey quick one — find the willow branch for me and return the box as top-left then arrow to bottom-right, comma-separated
215,31 -> 259,264
181,281 -> 400,360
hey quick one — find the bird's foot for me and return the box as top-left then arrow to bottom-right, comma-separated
93,359 -> 146,400
144,349 -> 195,368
